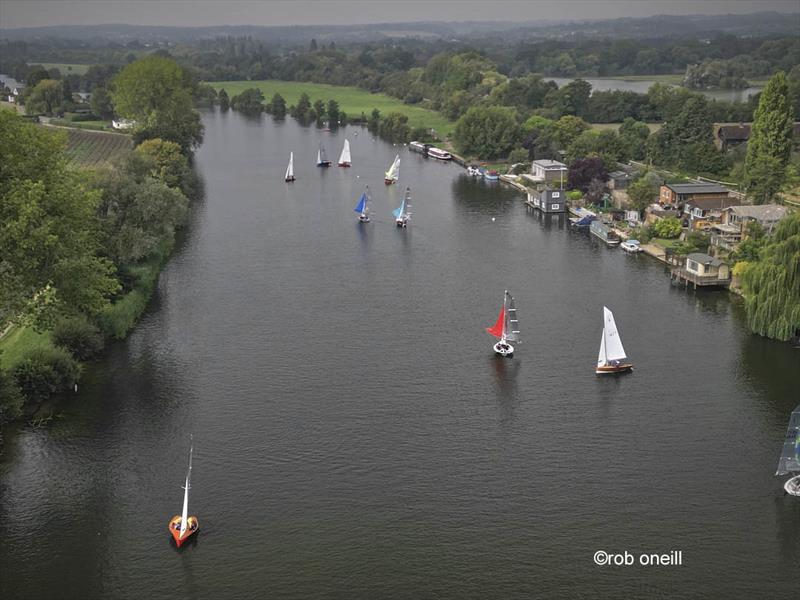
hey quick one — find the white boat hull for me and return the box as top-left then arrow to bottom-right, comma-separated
621,243 -> 641,253
359,215 -> 370,223
396,218 -> 408,228
785,474 -> 800,496
493,341 -> 514,357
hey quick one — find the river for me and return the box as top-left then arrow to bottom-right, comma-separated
0,110 -> 797,599
547,77 -> 763,103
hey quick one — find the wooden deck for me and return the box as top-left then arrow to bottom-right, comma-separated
670,268 -> 731,289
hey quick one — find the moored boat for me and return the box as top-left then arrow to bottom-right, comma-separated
467,165 -> 481,176
409,141 -> 427,154
621,239 -> 642,253
484,169 -> 500,181
427,147 -> 452,160
486,290 -> 520,357
596,306 -> 632,374
284,152 -> 295,182
384,154 -> 400,185
776,404 -> 800,497
393,187 -> 412,227
168,437 -> 199,548
590,220 -> 621,246
316,144 -> 332,167
354,186 -> 371,223
337,139 -> 351,167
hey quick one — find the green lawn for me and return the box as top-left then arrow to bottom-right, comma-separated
652,238 -> 682,249
209,80 -> 456,136
591,122 -> 662,133
0,325 -> 53,368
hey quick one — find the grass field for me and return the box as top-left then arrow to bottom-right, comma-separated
209,80 -> 456,136
0,325 -> 52,368
31,62 -> 92,75
591,122 -> 662,133
62,128 -> 133,168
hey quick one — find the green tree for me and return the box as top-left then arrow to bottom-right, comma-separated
25,79 -> 64,115
270,93 -> 287,118
110,56 -> 203,152
218,88 -> 230,111
738,212 -> 800,341
454,106 -> 520,159
550,115 -> 590,150
313,99 -> 326,121
0,113 -> 119,327
652,216 -> 682,239
618,118 -> 650,160
0,363 -> 24,425
134,138 -> 194,195
744,71 -> 794,204
326,99 -> 340,124
90,86 -> 114,120
627,176 -> 659,212
294,93 -> 312,120
230,88 -> 265,113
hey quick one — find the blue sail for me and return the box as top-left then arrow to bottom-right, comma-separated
354,193 -> 367,214
392,206 -> 403,219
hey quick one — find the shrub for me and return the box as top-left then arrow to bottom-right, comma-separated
0,366 -> 24,423
13,347 -> 81,404
652,217 -> 682,239
53,317 -> 105,360
508,147 -> 529,164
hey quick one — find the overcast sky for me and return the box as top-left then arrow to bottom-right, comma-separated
1,0 -> 798,28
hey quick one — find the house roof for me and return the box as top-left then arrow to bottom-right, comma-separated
687,253 -> 724,267
608,171 -> 631,179
725,204 -> 789,222
714,122 -> 800,141
532,159 -> 567,169
665,183 -> 729,195
686,196 -> 737,210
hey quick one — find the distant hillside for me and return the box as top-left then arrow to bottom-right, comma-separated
1,12 -> 798,44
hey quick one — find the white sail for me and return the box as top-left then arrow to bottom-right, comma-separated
338,139 -> 351,164
602,306 -> 627,362
504,291 -> 520,342
385,155 -> 400,180
179,440 -> 193,535
316,148 -> 321,164
285,152 -> 294,179
597,332 -> 606,366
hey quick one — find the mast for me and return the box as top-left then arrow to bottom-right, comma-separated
179,437 -> 193,535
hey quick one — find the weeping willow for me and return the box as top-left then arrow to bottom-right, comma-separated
739,212 -> 800,341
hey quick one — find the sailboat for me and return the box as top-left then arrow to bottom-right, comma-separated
776,404 -> 800,496
338,139 -> 351,167
285,152 -> 295,182
316,143 -> 331,167
486,290 -> 520,357
595,306 -> 633,374
168,437 -> 199,547
393,187 -> 412,227
384,154 -> 400,185
354,186 -> 371,223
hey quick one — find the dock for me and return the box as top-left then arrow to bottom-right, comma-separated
670,268 -> 731,289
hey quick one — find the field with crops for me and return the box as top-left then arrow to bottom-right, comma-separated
63,128 -> 133,168
209,80 -> 455,136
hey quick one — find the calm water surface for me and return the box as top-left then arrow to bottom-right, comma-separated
1,110 -> 797,599
547,77 -> 763,103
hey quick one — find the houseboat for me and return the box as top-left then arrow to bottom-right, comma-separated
527,188 -> 565,213
427,147 -> 452,161
590,220 -> 621,246
409,141 -> 428,154
568,207 -> 596,227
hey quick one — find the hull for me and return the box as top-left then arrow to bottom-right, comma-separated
384,178 -> 397,185
168,515 -> 199,547
493,341 -> 514,357
595,363 -> 633,375
785,474 -> 800,496
285,176 -> 295,182
396,218 -> 408,228
317,161 -> 331,167
621,243 -> 641,253
338,162 -> 351,167
358,215 -> 370,223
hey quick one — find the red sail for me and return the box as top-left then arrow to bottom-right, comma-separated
486,307 -> 505,339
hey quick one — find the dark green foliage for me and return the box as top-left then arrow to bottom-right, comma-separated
326,99 -> 340,124
744,72 -> 794,204
13,347 -> 81,404
567,157 -> 607,193
218,88 -> 230,111
230,87 -> 265,113
454,106 -> 520,159
652,217 -> 682,239
627,176 -> 660,212
90,87 -> 114,120
739,212 -> 800,341
508,147 -> 529,164
378,112 -> 411,143
52,317 -> 105,360
293,93 -> 312,121
0,364 -> 24,424
269,93 -> 287,118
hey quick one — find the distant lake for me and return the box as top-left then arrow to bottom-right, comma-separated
547,77 -> 763,103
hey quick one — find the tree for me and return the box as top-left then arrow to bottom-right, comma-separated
25,79 -> 64,115
544,78 -> 592,118
550,115 -> 590,150
626,176 -> 659,212
326,99 -> 340,124
379,112 -> 411,143
270,93 -> 287,118
618,118 -> 650,161
738,212 -> 800,341
110,56 -> 203,153
229,88 -> 264,113
0,113 -> 119,327
652,217 -> 682,239
744,71 -> 794,204
567,157 -> 607,193
453,106 -> 520,159
218,88 -> 230,111
90,86 -> 114,119
0,364 -> 24,425
134,138 -> 194,194
294,93 -> 312,120
309,39 -> 318,52
313,99 -> 326,121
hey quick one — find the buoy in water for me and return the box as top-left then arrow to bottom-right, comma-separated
492,217 -> 496,221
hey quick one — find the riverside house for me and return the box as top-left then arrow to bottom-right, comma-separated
683,196 -> 739,230
710,204 -> 791,251
528,159 -> 568,185
660,182 -> 730,208
527,187 -> 566,213
671,252 -> 731,289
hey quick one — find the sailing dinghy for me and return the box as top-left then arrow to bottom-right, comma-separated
354,186 -> 371,223
596,306 -> 632,374
168,437 -> 199,547
285,152 -> 295,182
338,139 -> 351,167
776,405 -> 800,496
486,290 -> 520,357
393,187 -> 412,227
384,154 -> 400,185
316,143 -> 331,167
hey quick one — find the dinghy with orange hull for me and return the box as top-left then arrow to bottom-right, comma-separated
168,437 -> 199,547
595,306 -> 633,375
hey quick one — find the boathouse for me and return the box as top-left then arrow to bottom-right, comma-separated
527,187 -> 566,213
671,253 -> 731,289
